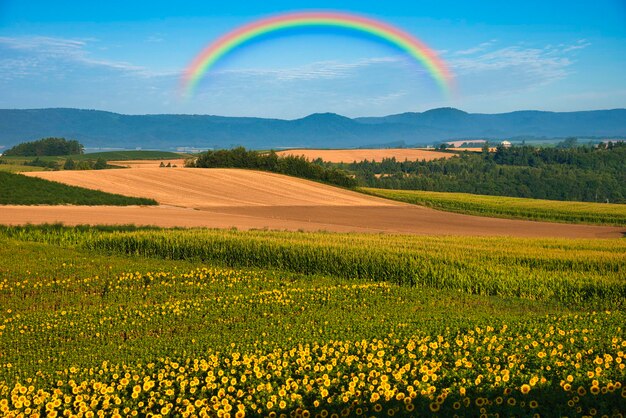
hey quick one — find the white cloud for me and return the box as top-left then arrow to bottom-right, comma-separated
217,56 -> 405,82
448,40 -> 592,91
0,35 -> 166,77
454,40 -> 497,56
146,35 -> 165,43
562,39 -> 591,53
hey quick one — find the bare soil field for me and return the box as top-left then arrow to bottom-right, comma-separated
5,168 -> 624,238
25,168 -> 397,208
275,148 -> 452,162
1,204 -> 622,238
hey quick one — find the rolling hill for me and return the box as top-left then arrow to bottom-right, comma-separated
9,167 -> 622,238
0,107 -> 624,151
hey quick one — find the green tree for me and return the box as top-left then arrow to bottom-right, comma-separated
94,158 -> 107,170
63,158 -> 75,170
557,137 -> 578,149
4,137 -> 84,156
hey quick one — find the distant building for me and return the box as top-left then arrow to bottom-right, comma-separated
500,140 -> 512,148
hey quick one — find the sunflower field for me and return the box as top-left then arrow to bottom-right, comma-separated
0,226 -> 624,417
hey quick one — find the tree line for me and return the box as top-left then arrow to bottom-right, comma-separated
330,143 -> 626,203
3,137 -> 83,156
187,147 -> 357,188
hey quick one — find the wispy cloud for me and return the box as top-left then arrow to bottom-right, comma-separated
0,36 -> 164,77
146,35 -> 164,43
562,39 -> 591,52
0,33 -> 608,117
448,40 -> 591,90
217,56 -> 404,82
454,40 -> 497,56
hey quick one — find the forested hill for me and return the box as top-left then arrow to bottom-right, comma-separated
340,143 -> 626,203
0,107 -> 625,150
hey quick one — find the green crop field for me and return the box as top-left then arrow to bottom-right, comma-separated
361,187 -> 626,226
0,163 -> 48,173
0,225 -> 624,417
1,150 -> 184,163
79,150 -> 186,161
0,150 -> 187,173
0,172 -> 157,205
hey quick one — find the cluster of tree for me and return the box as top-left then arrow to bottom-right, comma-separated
3,137 -> 84,156
188,147 -> 357,188
159,162 -> 178,167
23,157 -> 61,170
332,143 -> 626,203
62,157 -> 108,170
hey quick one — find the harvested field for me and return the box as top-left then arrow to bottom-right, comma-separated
0,204 -> 622,237
275,148 -> 452,162
25,168 -> 394,208
6,168 -> 625,238
108,159 -> 187,168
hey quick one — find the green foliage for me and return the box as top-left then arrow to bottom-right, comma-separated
361,188 -> 626,226
83,150 -> 184,161
93,157 -> 107,170
59,156 -> 110,170
23,157 -> 60,170
63,157 -> 75,170
3,137 -> 83,156
0,172 -> 158,205
190,147 -> 357,188
339,144 -> 626,202
0,233 -> 623,416
3,225 -> 623,307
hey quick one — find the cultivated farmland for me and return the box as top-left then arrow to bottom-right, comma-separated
362,188 -> 626,226
15,168 -> 625,238
0,226 -> 624,417
275,148 -> 453,162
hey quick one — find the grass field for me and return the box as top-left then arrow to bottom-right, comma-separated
0,225 -> 624,417
0,151 -> 186,172
0,172 -> 158,205
2,225 -> 624,306
0,150 -> 184,163
79,150 -> 186,161
361,187 -> 626,226
0,163 -> 48,173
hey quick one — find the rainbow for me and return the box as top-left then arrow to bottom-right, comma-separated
182,11 -> 454,98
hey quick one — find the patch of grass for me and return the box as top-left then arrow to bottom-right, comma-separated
1,150 -> 185,165
0,163 -> 47,173
0,171 -> 158,205
361,187 -> 626,226
3,225 -> 624,307
0,236 -> 623,416
78,150 -> 186,160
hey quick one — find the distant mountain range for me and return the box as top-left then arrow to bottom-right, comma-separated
1,107 -> 625,151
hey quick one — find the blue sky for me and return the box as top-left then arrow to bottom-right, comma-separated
0,0 -> 624,118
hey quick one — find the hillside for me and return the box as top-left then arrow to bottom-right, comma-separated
25,168 -> 396,208
0,171 -> 157,205
13,168 -> 624,238
0,107 -> 624,151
